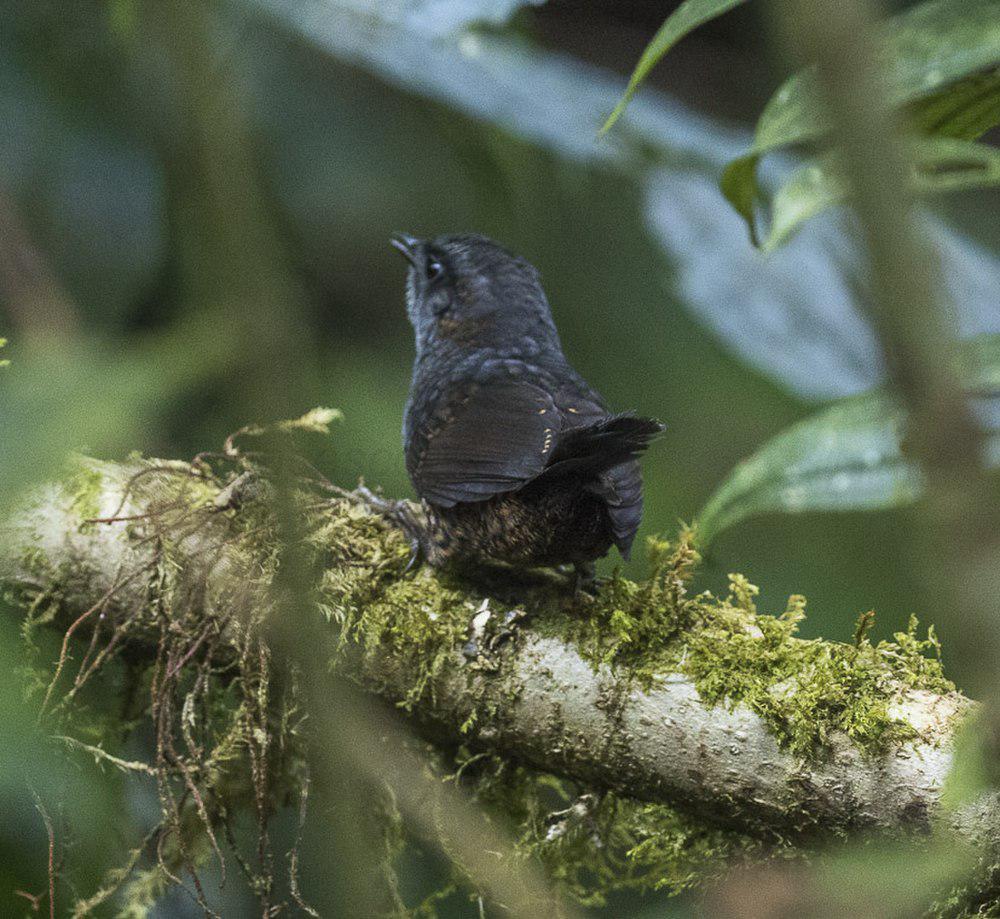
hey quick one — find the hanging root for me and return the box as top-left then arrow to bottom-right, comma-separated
16,439 -> 321,917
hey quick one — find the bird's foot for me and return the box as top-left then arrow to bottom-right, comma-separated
353,485 -> 428,572
572,561 -> 599,600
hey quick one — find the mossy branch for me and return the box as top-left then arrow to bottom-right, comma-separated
1,453 -> 997,911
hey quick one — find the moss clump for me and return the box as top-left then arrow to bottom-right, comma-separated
448,748 -> 764,908
567,531 -> 954,757
318,509 -> 954,763
312,512 -> 956,908
66,457 -> 108,526
315,501 -> 482,710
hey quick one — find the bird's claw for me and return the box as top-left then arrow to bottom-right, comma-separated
351,484 -> 429,573
403,535 -> 423,573
572,562 -> 600,599
463,600 -> 527,670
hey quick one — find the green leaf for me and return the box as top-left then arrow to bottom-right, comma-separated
725,0 -> 1000,242
718,154 -> 763,247
760,157 -> 843,253
599,0 -> 748,136
909,65 -> 1000,139
764,138 -> 1000,250
912,136 -> 1000,191
696,335 -> 1000,546
696,394 -> 918,546
0,338 -> 8,368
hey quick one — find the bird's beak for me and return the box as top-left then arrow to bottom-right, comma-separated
390,233 -> 421,267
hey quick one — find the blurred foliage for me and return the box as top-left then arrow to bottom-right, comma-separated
0,0 -> 998,914
698,333 -> 1000,544
606,0 -> 1000,245
765,136 -> 1000,251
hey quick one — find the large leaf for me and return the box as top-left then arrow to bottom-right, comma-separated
244,0 -> 631,164
764,137 -> 1000,250
645,167 -> 1000,399
723,0 -> 1000,242
599,0 -> 748,135
696,335 -> 1000,545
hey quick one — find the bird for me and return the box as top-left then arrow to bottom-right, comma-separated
387,232 -> 663,587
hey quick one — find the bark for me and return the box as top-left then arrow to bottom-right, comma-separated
0,457 -> 994,855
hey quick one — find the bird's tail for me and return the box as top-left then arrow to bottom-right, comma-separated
541,414 -> 664,479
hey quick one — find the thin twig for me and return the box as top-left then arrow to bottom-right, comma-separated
30,789 -> 56,919
43,561 -> 157,713
55,736 -> 158,775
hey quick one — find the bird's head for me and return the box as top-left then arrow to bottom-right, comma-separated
390,233 -> 559,353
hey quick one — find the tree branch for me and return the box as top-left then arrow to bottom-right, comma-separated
0,455 -> 995,903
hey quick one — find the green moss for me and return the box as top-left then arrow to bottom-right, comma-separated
436,746 -> 764,909
66,457 -> 107,526
312,511 -> 959,905
316,506 -> 954,774
565,532 -> 954,757
316,501 -> 477,710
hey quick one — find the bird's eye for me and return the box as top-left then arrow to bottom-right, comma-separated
426,259 -> 444,281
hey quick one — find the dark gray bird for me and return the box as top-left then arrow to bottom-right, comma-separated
389,232 -> 663,584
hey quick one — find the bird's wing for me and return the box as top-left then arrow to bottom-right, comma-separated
407,376 -> 561,507
551,373 -> 608,428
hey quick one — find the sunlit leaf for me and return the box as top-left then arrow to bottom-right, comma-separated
696,335 -> 1000,545
723,0 -> 1000,240
599,0 -> 748,136
764,138 -> 1000,250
